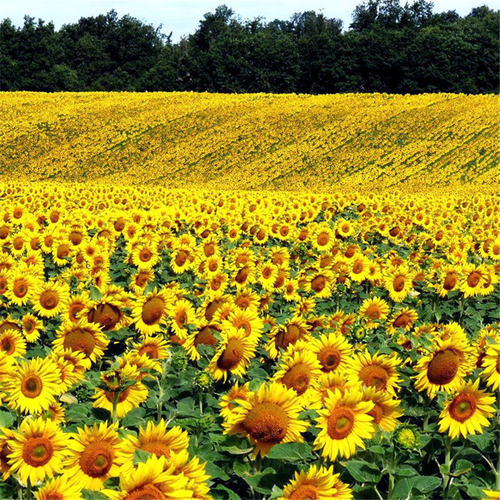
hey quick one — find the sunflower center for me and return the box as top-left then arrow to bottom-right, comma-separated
139,249 -> 152,262
443,272 -> 458,290
88,303 -> 121,330
289,484 -> 319,500
467,271 -> 481,288
138,344 -> 160,358
359,365 -> 389,390
21,374 -> 43,398
23,437 -> 53,466
141,440 -> 172,458
327,407 -> 355,440
235,267 -> 250,284
317,232 -> 329,246
63,328 -> 96,356
14,281 -> 28,297
0,337 -> 14,355
318,346 -> 341,372
125,484 -> 167,500
449,393 -> 476,422
216,338 -> 244,370
40,290 -> 59,309
352,261 -> 364,274
427,349 -> 459,385
281,363 -> 311,395
393,313 -> 411,328
194,326 -> 218,347
365,304 -> 382,320
79,441 -> 114,478
368,402 -> 384,424
242,402 -> 289,444
311,276 -> 326,292
393,275 -> 405,292
142,297 -> 165,325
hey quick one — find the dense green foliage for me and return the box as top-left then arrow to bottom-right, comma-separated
0,1 -> 498,93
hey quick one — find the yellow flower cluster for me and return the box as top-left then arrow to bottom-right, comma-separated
0,92 -> 498,191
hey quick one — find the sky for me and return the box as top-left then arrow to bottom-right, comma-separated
0,0 -> 496,41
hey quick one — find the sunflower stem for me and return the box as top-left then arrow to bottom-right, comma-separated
112,390 -> 119,424
442,436 -> 452,498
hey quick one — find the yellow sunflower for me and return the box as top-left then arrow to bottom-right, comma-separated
346,351 -> 402,396
219,381 -> 252,421
63,421 -> 123,490
0,328 -> 27,359
53,318 -> 109,363
7,417 -> 70,485
266,316 -> 309,360
460,264 -> 486,298
314,388 -> 375,461
359,297 -> 390,328
35,476 -> 83,500
32,280 -> 70,318
118,419 -> 189,471
438,379 -> 496,439
282,464 -> 353,500
117,454 -> 193,500
6,267 -> 40,306
310,331 -> 353,373
132,289 -> 171,335
384,266 -> 414,302
167,299 -> 198,339
21,313 -> 43,343
414,338 -> 474,399
480,343 -> 500,390
207,327 -> 259,381
361,387 -> 403,432
4,357 -> 62,414
223,307 -> 264,338
223,382 -> 308,457
92,364 -> 149,419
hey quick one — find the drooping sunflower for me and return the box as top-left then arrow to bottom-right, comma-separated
92,364 -> 149,419
63,421 -> 123,490
480,343 -> 500,390
53,318 -> 109,363
117,454 -> 193,500
310,331 -> 354,373
361,387 -> 403,432
118,419 -> 189,471
207,327 -> 259,381
132,289 -> 171,335
414,337 -> 474,399
34,476 -> 83,500
438,379 -> 496,439
32,280 -> 70,318
7,417 -> 70,485
314,388 -> 375,461
4,357 -> 62,414
282,464 -> 353,500
346,351 -> 402,396
223,382 -> 308,457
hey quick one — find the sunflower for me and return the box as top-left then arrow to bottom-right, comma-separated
359,297 -> 390,328
53,318 -> 109,363
4,357 -> 62,414
306,270 -> 334,298
0,427 -> 14,481
6,267 -> 40,306
314,388 -> 375,461
65,293 -> 91,323
480,343 -> 500,390
0,328 -> 27,359
117,454 -> 193,500
223,382 -> 308,457
361,387 -> 403,432
460,264 -> 486,298
170,248 -> 195,274
131,241 -> 160,270
384,266 -> 414,302
348,254 -> 370,283
42,401 -> 66,425
219,381 -> 252,421
207,327 -> 259,381
272,347 -> 322,403
93,364 -> 149,419
313,372 -> 361,406
282,464 -> 353,500
223,307 -> 264,338
346,351 -> 401,396
435,266 -> 460,297
63,421 -> 123,490
257,262 -> 279,290
21,313 -> 43,343
32,280 -> 70,318
310,332 -> 353,374
388,307 -> 418,334
118,419 -> 189,471
266,316 -> 309,359
414,338 -> 474,399
167,299 -> 198,339
7,417 -> 70,485
312,223 -> 336,253
438,379 -> 496,439
132,289 -> 171,335
35,476 -> 83,500
51,348 -> 91,385
335,218 -> 354,238
131,333 -> 170,362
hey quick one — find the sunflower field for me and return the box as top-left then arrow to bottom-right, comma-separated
0,92 -> 499,500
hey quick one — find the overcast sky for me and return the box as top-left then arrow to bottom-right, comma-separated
1,0 -> 496,41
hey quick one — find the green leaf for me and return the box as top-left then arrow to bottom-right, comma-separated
413,476 -> 441,493
393,478 -> 414,499
133,448 -> 152,464
213,484 -> 241,500
121,407 -> 146,427
221,445 -> 254,455
81,491 -> 110,500
344,459 -> 382,483
266,442 -> 312,461
396,465 -> 418,477
469,432 -> 493,449
0,410 -> 14,427
205,462 -> 230,481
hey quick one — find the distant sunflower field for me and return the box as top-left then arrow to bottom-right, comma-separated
0,92 -> 499,500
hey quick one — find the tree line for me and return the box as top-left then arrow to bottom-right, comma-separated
0,0 -> 498,93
